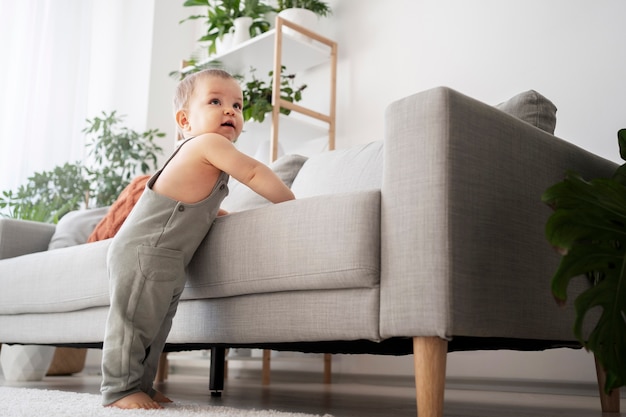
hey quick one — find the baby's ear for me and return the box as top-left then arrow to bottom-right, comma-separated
175,109 -> 189,130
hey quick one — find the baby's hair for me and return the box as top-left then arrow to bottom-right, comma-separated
173,68 -> 237,114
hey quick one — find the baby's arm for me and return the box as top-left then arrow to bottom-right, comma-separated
202,134 -> 295,204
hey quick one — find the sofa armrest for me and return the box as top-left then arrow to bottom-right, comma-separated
380,86 -> 617,342
0,218 -> 55,260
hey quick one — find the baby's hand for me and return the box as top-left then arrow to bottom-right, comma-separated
217,208 -> 229,216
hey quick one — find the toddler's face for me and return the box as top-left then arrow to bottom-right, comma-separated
183,76 -> 244,142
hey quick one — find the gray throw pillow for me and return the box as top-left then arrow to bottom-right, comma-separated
220,154 -> 308,212
495,90 -> 557,134
48,207 -> 110,250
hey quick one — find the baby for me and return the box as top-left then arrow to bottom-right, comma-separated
100,69 -> 295,409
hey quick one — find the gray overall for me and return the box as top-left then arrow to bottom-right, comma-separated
100,138 -> 229,405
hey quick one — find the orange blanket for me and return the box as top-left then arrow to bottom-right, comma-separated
87,175 -> 151,243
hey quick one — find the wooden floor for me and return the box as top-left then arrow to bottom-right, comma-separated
1,367 -> 623,416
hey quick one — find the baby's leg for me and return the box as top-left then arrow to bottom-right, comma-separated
101,245 -> 185,406
140,288 -> 185,401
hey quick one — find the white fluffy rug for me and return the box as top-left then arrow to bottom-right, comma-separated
0,387 -> 332,417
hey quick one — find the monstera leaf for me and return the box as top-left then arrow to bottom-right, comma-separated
542,129 -> 626,393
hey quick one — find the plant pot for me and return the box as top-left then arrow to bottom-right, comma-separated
46,347 -> 88,376
0,345 -> 55,381
232,16 -> 253,47
278,8 -> 317,42
215,32 -> 234,56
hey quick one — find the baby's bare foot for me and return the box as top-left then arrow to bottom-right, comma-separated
107,392 -> 163,410
152,391 -> 173,403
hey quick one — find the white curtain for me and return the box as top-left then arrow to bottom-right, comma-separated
0,0 -> 93,194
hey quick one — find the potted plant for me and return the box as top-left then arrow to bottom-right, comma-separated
276,0 -> 331,42
0,111 -> 164,223
241,66 -> 307,123
276,0 -> 332,17
181,0 -> 274,56
542,128 -> 626,396
276,0 -> 331,37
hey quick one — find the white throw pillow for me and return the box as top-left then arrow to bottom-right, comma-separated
290,141 -> 383,198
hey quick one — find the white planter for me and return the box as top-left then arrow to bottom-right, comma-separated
278,8 -> 317,42
232,16 -> 253,47
0,345 -> 55,382
215,32 -> 234,56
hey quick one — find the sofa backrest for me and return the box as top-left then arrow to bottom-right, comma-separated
290,140 -> 384,198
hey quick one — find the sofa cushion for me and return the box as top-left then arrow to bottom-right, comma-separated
185,190 -> 381,299
220,154 -> 308,213
290,141 -> 383,198
0,239 -> 111,314
48,207 -> 109,250
495,90 -> 557,134
0,191 -> 380,314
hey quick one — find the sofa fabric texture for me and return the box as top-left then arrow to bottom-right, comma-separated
0,86 -> 617,354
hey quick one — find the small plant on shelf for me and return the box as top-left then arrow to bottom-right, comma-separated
276,0 -> 332,17
180,0 -> 274,56
241,66 -> 307,123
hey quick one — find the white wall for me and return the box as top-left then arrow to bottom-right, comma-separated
86,0 -> 198,164
85,0 -> 625,384
309,0 -> 626,164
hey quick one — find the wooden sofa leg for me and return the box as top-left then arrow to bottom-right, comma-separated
262,349 -> 271,385
413,336 -> 448,417
595,355 -> 620,413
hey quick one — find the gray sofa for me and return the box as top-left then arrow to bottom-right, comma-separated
0,87 -> 618,416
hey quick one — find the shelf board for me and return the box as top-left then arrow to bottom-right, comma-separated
187,29 -> 331,77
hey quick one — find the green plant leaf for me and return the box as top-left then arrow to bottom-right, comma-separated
179,0 -> 275,60
240,66 -> 305,123
617,129 -> 626,162
183,0 -> 210,7
573,268 -> 626,392
613,129 -> 626,186
276,0 -> 332,16
544,149 -> 626,393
